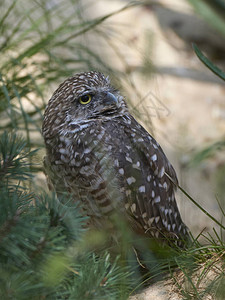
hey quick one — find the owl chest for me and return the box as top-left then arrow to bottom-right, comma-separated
48,156 -> 104,218
47,133 -> 110,206
48,123 -> 149,215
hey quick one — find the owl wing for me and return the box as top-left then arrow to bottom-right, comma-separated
116,115 -> 189,243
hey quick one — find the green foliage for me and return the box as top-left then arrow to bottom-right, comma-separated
67,254 -> 131,300
193,43 -> 225,81
173,235 -> 225,299
187,0 -> 225,36
0,131 -> 36,185
190,140 -> 225,166
0,131 -> 133,299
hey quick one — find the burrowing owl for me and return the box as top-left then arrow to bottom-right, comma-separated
42,71 -> 189,246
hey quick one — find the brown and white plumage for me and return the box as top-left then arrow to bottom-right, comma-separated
42,71 -> 189,246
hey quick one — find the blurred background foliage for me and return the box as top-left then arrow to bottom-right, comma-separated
0,0 -> 224,298
0,0 -> 137,147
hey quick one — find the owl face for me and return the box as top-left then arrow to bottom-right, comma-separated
67,84 -> 125,122
42,71 -> 128,139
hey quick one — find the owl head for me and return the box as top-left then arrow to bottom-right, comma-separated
42,71 -> 128,139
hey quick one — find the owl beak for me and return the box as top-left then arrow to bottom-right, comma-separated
104,92 -> 118,106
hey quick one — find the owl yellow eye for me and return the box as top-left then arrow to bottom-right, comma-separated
79,94 -> 92,105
